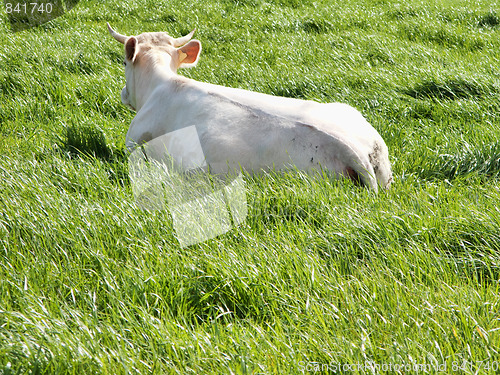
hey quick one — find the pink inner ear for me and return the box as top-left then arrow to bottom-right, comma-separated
180,41 -> 201,64
125,37 -> 138,62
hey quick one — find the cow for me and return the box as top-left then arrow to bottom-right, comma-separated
107,23 -> 393,192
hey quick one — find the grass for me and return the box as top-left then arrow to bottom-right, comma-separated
1,0 -> 500,373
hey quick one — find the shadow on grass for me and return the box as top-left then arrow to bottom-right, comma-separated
416,142 -> 500,181
164,273 -> 273,324
478,12 -> 500,28
56,124 -> 129,187
267,79 -> 320,100
438,230 -> 500,287
404,77 -> 497,101
300,18 -> 334,34
62,124 -> 112,159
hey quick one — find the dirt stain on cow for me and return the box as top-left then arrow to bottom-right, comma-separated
369,143 -> 382,175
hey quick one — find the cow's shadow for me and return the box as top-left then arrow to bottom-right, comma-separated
52,123 -> 130,187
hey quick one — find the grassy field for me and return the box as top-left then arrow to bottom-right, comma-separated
1,0 -> 500,373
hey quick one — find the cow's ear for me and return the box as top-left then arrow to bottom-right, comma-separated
125,37 -> 139,63
177,40 -> 201,68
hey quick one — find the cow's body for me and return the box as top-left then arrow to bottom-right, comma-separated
108,24 -> 392,191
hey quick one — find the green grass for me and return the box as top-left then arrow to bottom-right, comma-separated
1,0 -> 500,373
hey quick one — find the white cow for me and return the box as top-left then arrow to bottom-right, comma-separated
108,23 -> 392,191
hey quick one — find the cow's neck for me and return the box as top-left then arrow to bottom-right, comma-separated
133,56 -> 175,111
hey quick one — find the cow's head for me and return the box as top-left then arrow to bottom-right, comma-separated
107,23 -> 201,110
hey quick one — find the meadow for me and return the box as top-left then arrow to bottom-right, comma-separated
1,0 -> 499,373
